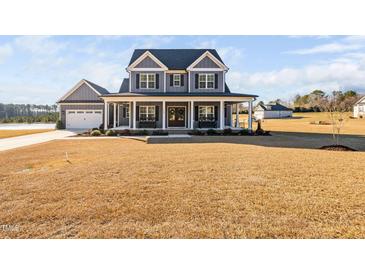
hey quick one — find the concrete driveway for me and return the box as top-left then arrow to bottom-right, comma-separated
0,130 -> 76,152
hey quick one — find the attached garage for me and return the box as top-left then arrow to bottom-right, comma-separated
66,110 -> 103,129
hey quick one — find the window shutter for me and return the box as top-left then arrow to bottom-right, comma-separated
181,74 -> 184,86
170,74 -> 173,86
195,74 -> 198,89
156,74 -> 159,89
194,106 -> 198,121
136,106 -> 139,121
214,73 -> 218,89
136,74 -> 140,89
155,106 -> 159,121
214,106 -> 218,121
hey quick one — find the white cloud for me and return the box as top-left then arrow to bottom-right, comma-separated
286,42 -> 363,55
0,43 -> 13,63
14,36 -> 67,55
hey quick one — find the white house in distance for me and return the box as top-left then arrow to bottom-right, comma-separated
353,95 -> 365,118
254,102 -> 293,120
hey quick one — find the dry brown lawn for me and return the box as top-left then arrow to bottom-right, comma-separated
237,112 -> 365,135
0,129 -> 54,139
1,138 -> 364,239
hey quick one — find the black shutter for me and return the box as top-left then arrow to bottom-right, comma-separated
170,74 -> 173,86
155,106 -> 159,121
136,106 -> 139,121
181,74 -> 184,86
136,74 -> 140,89
156,74 -> 159,89
195,74 -> 199,89
214,106 -> 218,121
194,106 -> 198,121
214,73 -> 218,89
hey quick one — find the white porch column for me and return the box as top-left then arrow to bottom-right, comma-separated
113,103 -> 116,128
133,101 -> 137,129
230,104 -> 233,127
117,104 -> 119,127
104,102 -> 108,130
235,103 -> 240,128
190,101 -> 194,129
248,100 -> 253,132
220,100 -> 224,129
162,101 -> 166,129
129,102 -> 132,128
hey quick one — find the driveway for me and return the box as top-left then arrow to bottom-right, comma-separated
0,130 -> 76,152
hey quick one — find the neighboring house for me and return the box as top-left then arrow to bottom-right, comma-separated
254,102 -> 292,119
353,95 -> 365,118
57,49 -> 258,130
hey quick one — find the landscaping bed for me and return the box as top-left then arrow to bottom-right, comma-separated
320,145 -> 357,151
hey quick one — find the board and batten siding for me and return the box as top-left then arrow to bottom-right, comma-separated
60,104 -> 104,126
194,56 -> 220,68
130,71 -> 164,92
63,83 -> 102,102
189,71 -> 224,92
135,56 -> 161,68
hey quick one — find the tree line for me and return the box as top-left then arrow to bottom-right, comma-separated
0,103 -> 58,123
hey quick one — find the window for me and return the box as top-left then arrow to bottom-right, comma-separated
199,106 -> 215,121
173,74 -> 181,87
140,73 -> 155,89
199,73 -> 214,89
139,106 -> 156,122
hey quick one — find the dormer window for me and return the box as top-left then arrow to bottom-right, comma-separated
173,74 -> 181,87
199,73 -> 214,89
140,73 -> 156,89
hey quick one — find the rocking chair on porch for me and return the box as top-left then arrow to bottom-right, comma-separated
139,120 -> 157,128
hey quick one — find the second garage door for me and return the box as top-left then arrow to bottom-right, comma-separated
66,110 -> 103,129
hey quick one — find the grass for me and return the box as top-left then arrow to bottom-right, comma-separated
0,129 -> 54,139
0,138 -> 364,239
236,112 -> 365,135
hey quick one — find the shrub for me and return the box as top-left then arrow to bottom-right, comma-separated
55,120 -> 65,130
91,127 -> 99,131
207,129 -> 218,135
223,128 -> 233,135
118,129 -> 131,136
133,130 -> 149,136
90,129 -> 101,136
105,130 -> 117,136
188,129 -> 205,136
238,129 -> 250,135
152,130 -> 168,136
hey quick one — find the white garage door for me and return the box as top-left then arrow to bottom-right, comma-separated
66,110 -> 103,129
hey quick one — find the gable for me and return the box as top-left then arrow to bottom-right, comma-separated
194,56 -> 220,69
135,56 -> 161,68
63,83 -> 101,102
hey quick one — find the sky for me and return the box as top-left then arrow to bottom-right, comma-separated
1,35 -> 365,104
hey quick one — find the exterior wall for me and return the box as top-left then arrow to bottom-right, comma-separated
255,110 -> 293,119
194,56 -> 220,68
165,73 -> 188,92
136,102 -> 163,128
354,103 -> 365,118
130,71 -> 164,92
166,102 -> 189,128
63,83 -> 102,102
189,71 -> 224,92
135,56 -> 161,68
59,104 -> 104,127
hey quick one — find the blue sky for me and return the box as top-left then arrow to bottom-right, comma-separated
1,35 -> 365,104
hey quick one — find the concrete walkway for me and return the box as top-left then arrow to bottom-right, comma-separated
0,130 -> 76,152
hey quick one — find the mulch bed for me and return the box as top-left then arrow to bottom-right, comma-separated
319,145 -> 357,151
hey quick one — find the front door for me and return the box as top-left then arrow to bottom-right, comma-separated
168,106 -> 186,128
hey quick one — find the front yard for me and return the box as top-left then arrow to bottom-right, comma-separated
0,129 -> 54,139
1,137 -> 364,238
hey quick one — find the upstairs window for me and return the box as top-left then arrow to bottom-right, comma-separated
198,106 -> 215,121
173,74 -> 181,87
198,73 -> 215,89
140,73 -> 156,89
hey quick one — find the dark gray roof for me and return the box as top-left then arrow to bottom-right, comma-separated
58,100 -> 102,103
84,79 -> 110,94
128,49 -> 225,70
258,102 -> 292,111
118,78 -> 231,93
102,92 -> 258,98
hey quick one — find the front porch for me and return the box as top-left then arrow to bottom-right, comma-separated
103,98 -> 253,132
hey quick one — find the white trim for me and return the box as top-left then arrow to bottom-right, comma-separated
167,70 -> 187,73
127,51 -> 168,71
167,106 -> 187,128
102,96 -> 255,103
162,101 -> 166,129
58,79 -> 102,102
188,68 -> 225,72
220,101 -> 224,129
187,51 -> 228,71
133,101 -> 136,129
173,74 -> 181,87
139,105 -> 156,122
129,102 -> 132,128
188,71 -> 191,93
139,73 -> 156,89
198,73 -> 215,89
129,68 -> 165,72
113,103 -> 116,128
354,95 -> 365,105
104,103 -> 108,130
198,105 -> 215,122
190,101 -> 194,129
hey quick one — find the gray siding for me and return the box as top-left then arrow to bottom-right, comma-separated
194,56 -> 220,68
63,83 -> 102,102
165,73 -> 188,92
135,56 -> 161,68
136,102 -> 163,128
189,71 -> 224,92
130,71 -> 164,92
60,104 -> 104,126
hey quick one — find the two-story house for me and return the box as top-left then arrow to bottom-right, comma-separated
57,49 -> 258,131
